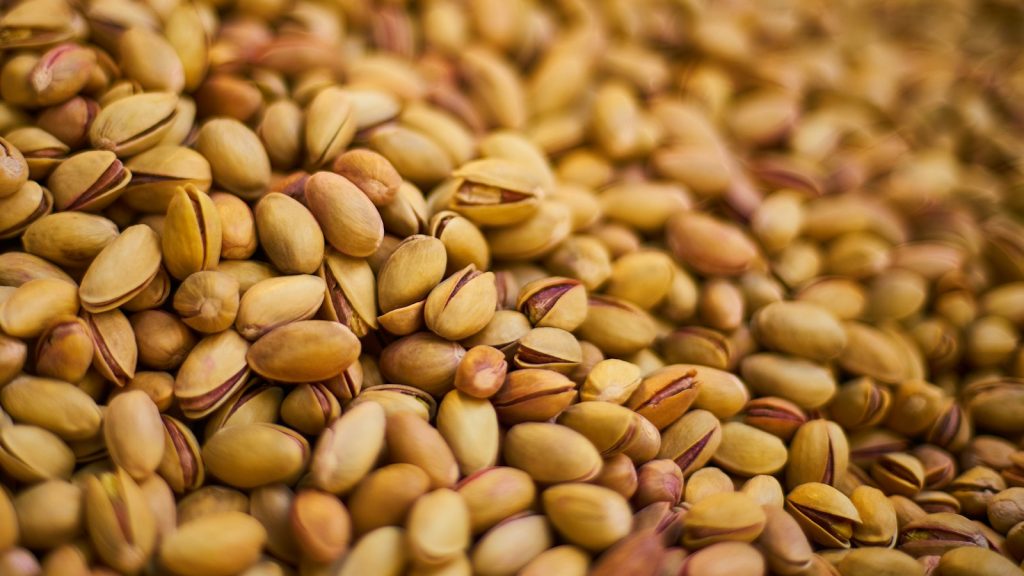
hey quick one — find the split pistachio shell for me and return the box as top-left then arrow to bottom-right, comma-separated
162,185 -> 221,280
79,224 -> 161,313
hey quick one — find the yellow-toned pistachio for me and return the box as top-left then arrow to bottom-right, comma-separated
518,545 -> 589,576
448,157 -> 544,227
84,308 -> 138,387
454,345 -> 507,399
741,353 -> 837,410
667,212 -> 759,276
787,419 -> 850,490
0,335 -> 27,387
581,359 -> 642,405
280,383 -> 340,436
0,375 -> 101,441
309,401 -> 386,495
422,264 -> 497,340
159,511 -> 266,576
437,390 -> 500,475
557,401 -> 660,463
130,310 -> 195,371
491,368 -> 576,425
368,124 -> 453,185
386,411 -> 460,489
254,192 -> 324,274
79,224 -> 161,313
429,210 -> 490,274
486,201 -> 572,261
851,485 -> 899,548
120,26 -> 184,93
195,118 -> 271,199
0,277 -> 78,338
349,463 -> 430,535
712,422 -> 788,477
682,492 -> 767,549
83,467 -> 157,574
247,320 -> 359,383
305,86 -> 355,169
0,180 -> 50,239
377,234 -> 448,313
104,390 -> 163,481
162,185 -> 222,280
173,271 -> 239,334
89,92 -> 178,157
626,364 -> 702,429
872,453 -> 927,497
234,274 -> 324,340
379,332 -> 465,396
174,329 -> 250,419
157,415 -> 204,493
203,423 -> 309,489
407,488 -> 470,567
209,192 -> 256,260
22,212 -> 118,269
503,422 -> 602,484
657,409 -> 722,477
14,481 -> 81,551
0,424 -> 74,482
577,294 -> 657,357
516,276 -> 587,332
336,525 -> 407,576
785,482 -> 862,548
0,136 -> 28,197
290,488 -> 351,564
304,171 -> 384,258
332,148 -> 401,207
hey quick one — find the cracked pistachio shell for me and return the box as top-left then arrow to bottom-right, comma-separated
280,383 -> 340,436
682,492 -> 767,548
174,329 -> 250,419
36,316 -> 93,382
105,390 -> 164,481
121,145 -> 211,213
386,411 -> 460,489
449,157 -> 544,227
83,467 -> 157,574
84,308 -> 138,387
305,86 -> 355,169
557,401 -> 660,463
157,415 -> 204,493
203,423 -> 309,489
0,424 -> 74,482
785,482 -> 862,548
851,485 -> 899,548
424,264 -> 497,341
162,184 -> 222,280
503,422 -> 603,484
254,192 -> 324,274
22,212 -> 119,268
235,274 -> 325,340
310,401 -> 386,495
0,277 -> 78,338
0,180 -> 51,239
752,301 -> 848,362
437,390 -> 500,475
5,126 -> 68,180
79,224 -> 161,313
195,118 -> 271,199
657,409 -> 722,476
304,171 -> 384,258
47,150 -> 132,213
160,511 -> 267,576
429,210 -> 490,274
491,368 -> 576,425
349,384 -> 437,422
626,364 -> 702,429
89,92 -> 178,157
514,327 -> 582,373
712,422 -> 788,477
247,320 -> 360,383
1,375 -> 101,441
786,419 -> 849,490
320,249 -> 378,337
517,276 -> 588,332
407,488 -> 471,567
543,483 -> 632,552
897,512 -> 987,557
377,234 -> 447,313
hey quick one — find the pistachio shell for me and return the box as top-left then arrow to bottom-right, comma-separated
79,224 -> 162,313
247,320 -> 360,383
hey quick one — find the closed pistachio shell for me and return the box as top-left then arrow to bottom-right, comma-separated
79,224 -> 162,313
105,390 -> 164,480
254,192 -> 324,274
304,171 -> 384,257
0,375 -> 101,441
0,277 -> 78,338
247,320 -> 360,382
202,423 -> 309,489
159,511 -> 267,576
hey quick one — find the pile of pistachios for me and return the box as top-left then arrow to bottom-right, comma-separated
0,0 -> 1024,574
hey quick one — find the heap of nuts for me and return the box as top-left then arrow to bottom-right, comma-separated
1,0 -> 1024,574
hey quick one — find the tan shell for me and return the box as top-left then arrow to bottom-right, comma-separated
79,224 -> 162,313
235,274 -> 325,340
247,320 -> 360,383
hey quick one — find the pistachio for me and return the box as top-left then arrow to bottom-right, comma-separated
84,308 -> 138,387
159,511 -> 266,576
898,512 -> 988,557
195,118 -> 271,199
682,492 -> 767,548
162,185 -> 222,280
203,423 -> 309,489
157,415 -> 204,493
424,264 -> 498,341
104,390 -> 164,481
280,383 -> 340,436
12,479 -> 81,549
0,180 -> 50,239
173,270 -> 239,334
657,409 -> 723,476
557,401 -> 660,463
407,489 -> 470,567
380,332 -> 465,396
253,192 -> 325,274
576,294 -> 658,357
448,157 -> 544,227
0,424 -> 74,482
319,249 -> 378,337
83,467 -> 157,574
174,329 -> 250,419
429,210 -> 491,274
348,463 -> 430,535
543,483 -> 632,551
291,489 -> 351,564
79,224 -> 161,313
504,422 -> 602,484
437,390 -> 500,475
0,277 -> 78,338
89,92 -> 178,157
785,482 -> 862,548
713,421 -> 788,477
22,212 -> 119,269
386,411 -> 460,489
304,171 -> 384,257
247,320 -> 359,382
491,368 -> 576,425
742,397 -> 807,441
